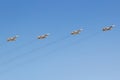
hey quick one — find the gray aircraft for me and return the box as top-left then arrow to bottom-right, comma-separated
102,25 -> 115,31
7,35 -> 19,42
71,29 -> 83,35
37,33 -> 49,39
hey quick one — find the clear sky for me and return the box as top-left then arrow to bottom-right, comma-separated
0,0 -> 120,80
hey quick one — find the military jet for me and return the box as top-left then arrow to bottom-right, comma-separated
102,25 -> 115,31
7,35 -> 19,42
71,29 -> 83,35
37,33 -> 49,39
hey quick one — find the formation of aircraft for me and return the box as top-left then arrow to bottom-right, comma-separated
102,25 -> 115,31
6,25 -> 115,42
7,35 -> 19,42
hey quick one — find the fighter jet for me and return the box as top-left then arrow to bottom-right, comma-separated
37,33 -> 49,39
102,25 -> 115,31
7,35 -> 19,42
71,29 -> 83,35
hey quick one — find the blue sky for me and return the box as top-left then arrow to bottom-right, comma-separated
0,0 -> 120,80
